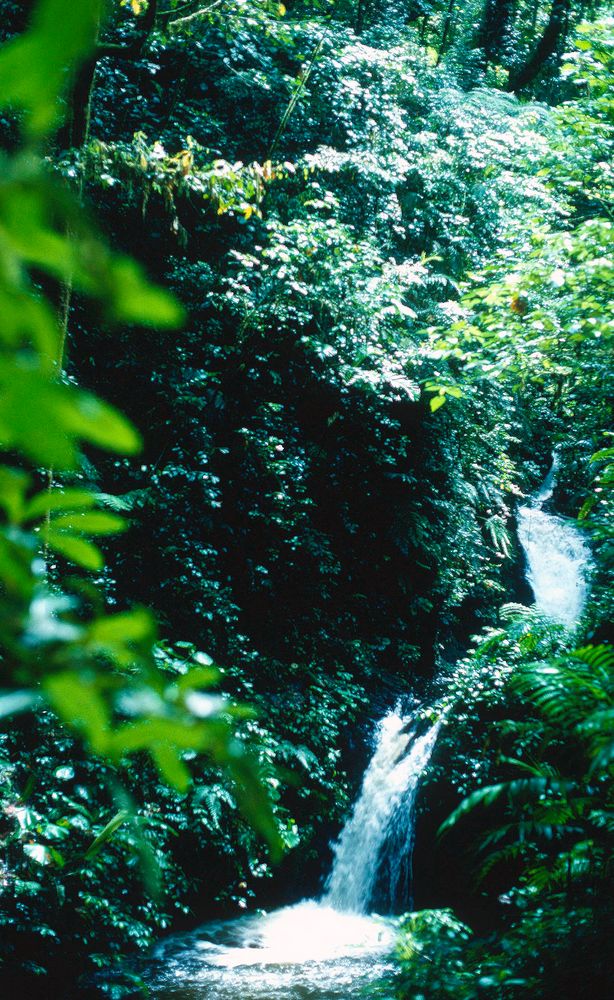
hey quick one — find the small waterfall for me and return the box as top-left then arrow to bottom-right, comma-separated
324,711 -> 440,914
518,454 -> 591,627
144,709 -> 439,996
133,449 -> 597,1000
531,449 -> 560,508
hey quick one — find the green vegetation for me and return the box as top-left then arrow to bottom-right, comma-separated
0,1 -> 611,997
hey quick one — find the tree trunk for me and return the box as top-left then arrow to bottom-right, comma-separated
61,0 -> 159,148
477,0 -> 516,67
508,0 -> 570,92
436,0 -> 456,66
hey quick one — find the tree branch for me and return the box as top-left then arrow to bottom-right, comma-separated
508,0 -> 570,93
168,0 -> 225,30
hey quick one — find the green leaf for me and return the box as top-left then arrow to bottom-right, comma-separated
94,489 -> 149,513
88,608 -> 155,646
430,395 -> 446,413
0,466 -> 29,522
65,391 -> 142,456
0,286 -> 60,359
438,777 -> 569,838
23,843 -> 52,865
44,672 -> 110,754
590,448 -> 614,462
84,810 -> 130,860
225,753 -> 285,862
0,531 -> 37,596
45,532 -> 104,570
152,744 -> 191,793
0,358 -> 141,469
176,665 -> 221,692
578,495 -> 596,520
107,258 -> 185,328
24,488 -> 97,522
0,0 -> 104,138
50,511 -> 127,536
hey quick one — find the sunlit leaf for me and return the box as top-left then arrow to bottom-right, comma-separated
430,395 -> 446,413
44,672 -> 110,754
107,258 -> 185,327
24,488 -> 97,522
23,843 -> 52,865
49,511 -> 127,536
0,466 -> 29,522
45,532 -> 104,570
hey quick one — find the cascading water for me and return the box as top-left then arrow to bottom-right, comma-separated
116,449 -> 591,999
324,713 -> 440,913
517,453 -> 592,626
141,709 -> 439,999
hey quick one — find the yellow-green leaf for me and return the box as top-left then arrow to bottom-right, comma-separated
50,511 -> 127,536
0,0 -> 105,138
84,810 -> 130,860
24,489 -> 97,523
45,532 -> 104,570
430,395 -> 446,413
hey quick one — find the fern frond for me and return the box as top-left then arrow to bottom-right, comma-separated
572,644 -> 614,678
438,776 -> 572,837
476,841 -> 527,883
500,602 -> 542,621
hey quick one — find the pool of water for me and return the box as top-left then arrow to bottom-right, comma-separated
141,900 -> 397,999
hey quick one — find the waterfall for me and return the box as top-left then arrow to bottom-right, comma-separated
518,454 -> 591,627
149,706 -> 440,999
324,711 -> 440,914
145,711 -> 440,995
134,451 -> 594,1000
531,448 -> 560,508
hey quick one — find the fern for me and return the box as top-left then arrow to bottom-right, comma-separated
484,514 -> 511,556
442,642 -> 614,897
194,784 -> 236,831
438,776 -> 571,838
95,489 -> 150,512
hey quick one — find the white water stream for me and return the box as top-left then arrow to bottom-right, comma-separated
138,452 -> 590,998
517,454 -> 591,626
144,710 -> 439,998
324,714 -> 440,913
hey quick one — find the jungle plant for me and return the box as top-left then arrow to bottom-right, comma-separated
0,0 -> 279,850
439,643 -> 614,891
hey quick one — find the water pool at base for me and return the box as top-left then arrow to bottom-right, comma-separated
142,900 -> 396,999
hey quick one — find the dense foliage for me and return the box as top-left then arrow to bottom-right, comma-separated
0,1 -> 611,997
